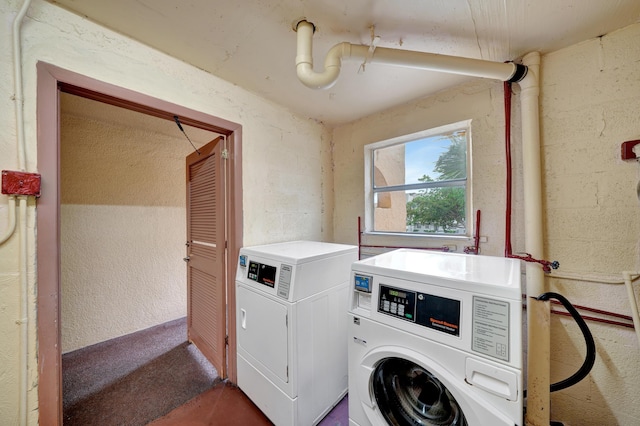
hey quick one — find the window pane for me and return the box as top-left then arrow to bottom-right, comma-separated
407,186 -> 467,234
373,130 -> 467,189
374,187 -> 467,235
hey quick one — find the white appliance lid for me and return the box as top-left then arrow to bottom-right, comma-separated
353,249 -> 522,299
240,240 -> 357,264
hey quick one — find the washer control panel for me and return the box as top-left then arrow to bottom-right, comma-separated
378,285 -> 416,320
378,284 -> 461,337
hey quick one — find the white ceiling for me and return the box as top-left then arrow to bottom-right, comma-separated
50,0 -> 640,126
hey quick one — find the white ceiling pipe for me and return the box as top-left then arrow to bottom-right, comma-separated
294,20 -> 527,89
295,20 -> 338,89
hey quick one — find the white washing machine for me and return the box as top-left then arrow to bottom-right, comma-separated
348,249 -> 523,426
236,240 -> 358,426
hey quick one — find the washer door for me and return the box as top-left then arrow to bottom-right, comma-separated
372,357 -> 467,426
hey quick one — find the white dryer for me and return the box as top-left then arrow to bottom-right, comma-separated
348,249 -> 523,426
236,240 -> 358,426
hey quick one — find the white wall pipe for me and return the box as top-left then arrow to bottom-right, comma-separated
11,1 -> 34,425
548,271 -> 625,284
18,196 -> 29,426
519,53 -> 544,293
13,0 -> 31,172
622,272 -> 640,347
294,20 -> 527,89
517,51 -> 550,426
0,196 -> 17,245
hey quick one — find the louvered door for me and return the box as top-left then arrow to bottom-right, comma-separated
186,136 -> 226,377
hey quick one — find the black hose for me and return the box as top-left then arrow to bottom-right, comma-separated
523,292 -> 596,398
536,292 -> 596,392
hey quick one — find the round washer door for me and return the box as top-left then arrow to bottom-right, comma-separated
372,357 -> 468,426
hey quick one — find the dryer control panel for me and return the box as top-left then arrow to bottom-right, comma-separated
378,284 -> 461,337
247,260 -> 277,287
238,254 -> 293,299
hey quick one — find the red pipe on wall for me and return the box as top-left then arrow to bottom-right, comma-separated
504,81 -> 514,257
550,310 -> 634,329
522,294 -> 635,329
503,80 -> 558,272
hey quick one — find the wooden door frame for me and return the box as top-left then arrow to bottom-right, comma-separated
36,62 -> 242,425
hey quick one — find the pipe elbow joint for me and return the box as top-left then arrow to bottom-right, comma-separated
324,42 -> 351,67
296,63 -> 341,90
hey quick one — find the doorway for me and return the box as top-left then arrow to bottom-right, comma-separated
59,93 -> 222,422
36,62 -> 243,425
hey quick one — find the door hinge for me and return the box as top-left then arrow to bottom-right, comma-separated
285,314 -> 288,327
225,335 -> 229,346
222,148 -> 229,159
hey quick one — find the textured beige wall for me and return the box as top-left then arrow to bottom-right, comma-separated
333,23 -> 640,426
541,24 -> 640,426
0,0 -> 330,423
60,94 -> 213,353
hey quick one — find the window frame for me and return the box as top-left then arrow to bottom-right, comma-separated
364,120 -> 473,241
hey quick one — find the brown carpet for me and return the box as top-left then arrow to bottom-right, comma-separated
63,317 -> 218,426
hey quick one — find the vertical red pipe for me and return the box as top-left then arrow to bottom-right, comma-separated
473,209 -> 481,251
503,80 -> 558,272
504,81 -> 513,257
357,216 -> 362,260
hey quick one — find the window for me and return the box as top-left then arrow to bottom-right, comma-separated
364,121 -> 471,237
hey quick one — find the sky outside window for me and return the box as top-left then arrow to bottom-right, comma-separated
404,136 -> 453,184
